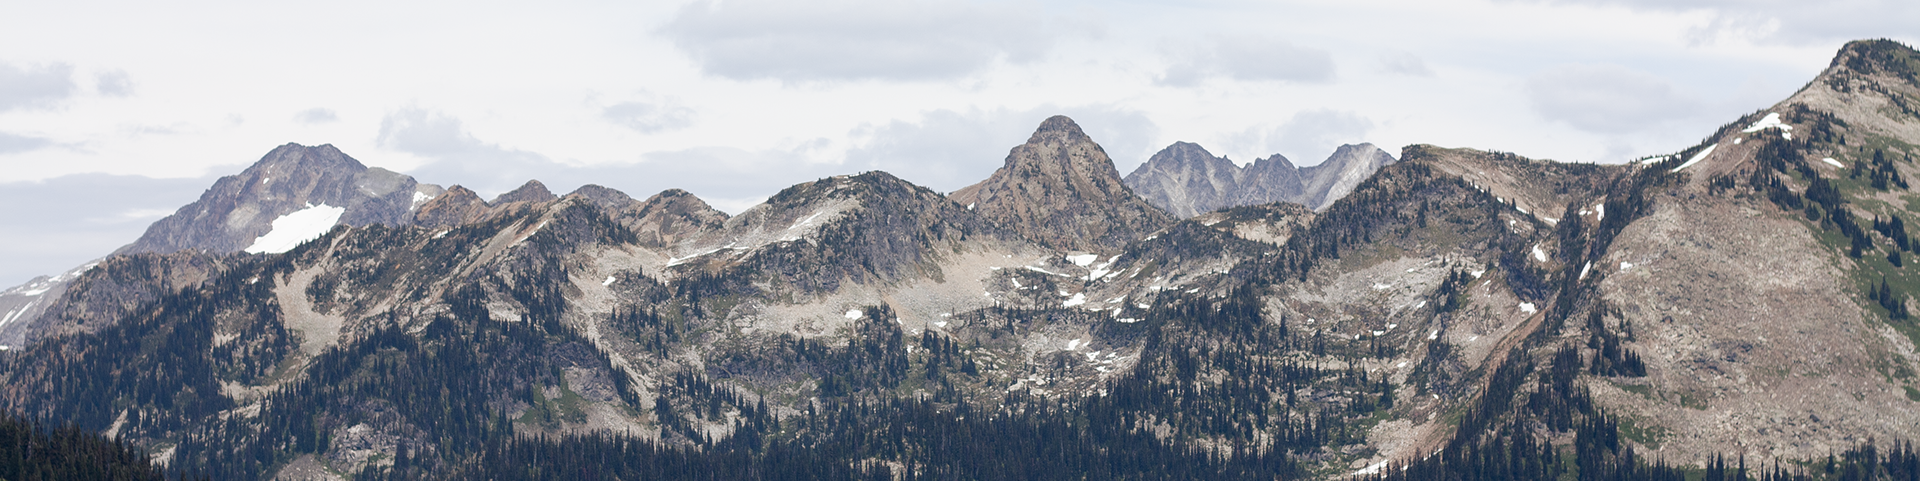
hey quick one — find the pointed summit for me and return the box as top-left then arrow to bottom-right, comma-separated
1123,141 -> 1392,217
119,143 -> 432,255
1124,142 -> 1248,218
492,180 -> 557,205
1297,143 -> 1397,209
950,116 -> 1171,251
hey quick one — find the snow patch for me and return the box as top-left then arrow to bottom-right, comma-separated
1428,330 -> 1439,340
1067,339 -> 1083,351
845,309 -> 863,320
243,204 -> 346,254
1742,112 -> 1792,133
1670,143 -> 1718,172
1593,203 -> 1605,220
1116,318 -> 1141,323
1024,266 -> 1066,277
1579,261 -> 1592,280
966,203 -> 975,210
1063,293 -> 1088,308
602,276 -> 616,286
1373,282 -> 1391,290
1470,269 -> 1485,278
1519,302 -> 1537,314
1531,245 -> 1548,263
1066,254 -> 1098,266
1734,137 -> 1743,145
1822,157 -> 1844,168
1353,460 -> 1389,476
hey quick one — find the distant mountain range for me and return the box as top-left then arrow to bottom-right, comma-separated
1123,141 -> 1397,216
0,38 -> 1917,481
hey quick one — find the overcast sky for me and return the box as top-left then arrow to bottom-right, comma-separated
0,0 -> 1915,286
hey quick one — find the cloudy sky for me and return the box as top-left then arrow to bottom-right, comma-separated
0,0 -> 1915,285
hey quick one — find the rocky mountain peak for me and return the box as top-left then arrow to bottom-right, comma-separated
413,185 -> 490,228
949,116 -> 1171,251
492,180 -> 557,205
1031,114 -> 1091,141
1298,143 -> 1397,209
1124,142 -> 1248,218
1829,38 -> 1920,80
117,143 -> 431,255
609,188 -> 727,249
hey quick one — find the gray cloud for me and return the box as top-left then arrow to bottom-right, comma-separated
1500,0 -> 1918,45
377,107 -> 840,208
294,108 -> 339,125
1255,109 -> 1376,165
1526,63 -> 1697,134
95,70 -> 133,97
602,100 -> 693,133
1161,36 -> 1334,86
1378,51 -> 1434,77
0,173 -> 216,286
0,131 -> 53,155
846,106 -> 1159,191
0,62 -> 76,112
376,108 -> 556,198
659,0 -> 1059,82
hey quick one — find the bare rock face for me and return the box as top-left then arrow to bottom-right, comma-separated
1122,142 -> 1251,218
412,186 -> 490,228
1298,143 -> 1398,210
491,180 -> 557,205
17,251 -> 230,345
1123,141 -> 1392,217
626,189 -> 729,249
118,143 -> 435,255
949,116 -> 1172,251
562,185 -> 728,249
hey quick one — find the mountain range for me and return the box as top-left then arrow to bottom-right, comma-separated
0,39 -> 1917,480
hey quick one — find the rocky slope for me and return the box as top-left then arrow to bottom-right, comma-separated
1124,141 -> 1396,216
0,143 -> 442,347
0,39 -> 1917,481
120,143 -> 440,255
950,116 -> 1172,251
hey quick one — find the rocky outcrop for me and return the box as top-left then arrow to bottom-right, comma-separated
624,189 -> 729,249
413,186 -> 491,228
949,116 -> 1172,251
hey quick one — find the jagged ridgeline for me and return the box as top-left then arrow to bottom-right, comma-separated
2,40 -> 1920,480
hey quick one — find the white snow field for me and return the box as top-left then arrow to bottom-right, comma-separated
244,204 -> 346,254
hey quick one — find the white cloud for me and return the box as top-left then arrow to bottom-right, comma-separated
1229,109 -> 1375,165
1378,51 -> 1434,77
94,70 -> 133,97
659,0 -> 1061,82
0,61 -> 75,112
1161,36 -> 1335,86
294,108 -> 339,125
0,131 -> 53,155
602,99 -> 693,133
1525,63 -> 1698,134
1503,0 -> 1920,46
